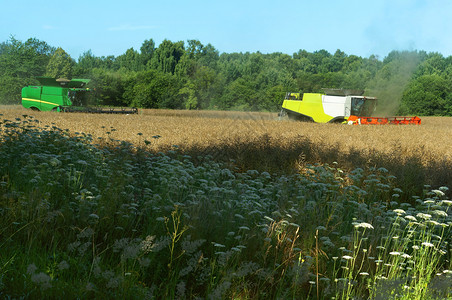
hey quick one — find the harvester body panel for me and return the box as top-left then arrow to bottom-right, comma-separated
282,93 -> 334,123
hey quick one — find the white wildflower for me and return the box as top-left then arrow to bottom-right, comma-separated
427,220 -> 440,226
27,263 -> 37,275
405,215 -> 417,221
440,200 -> 452,206
389,251 -> 401,256
416,213 -> 432,220
264,216 -> 275,222
31,272 -> 52,289
421,242 -> 434,248
354,222 -> 374,229
58,260 -> 70,270
432,190 -> 445,197
342,255 -> 353,260
88,213 -> 99,219
393,209 -> 406,215
432,210 -> 448,217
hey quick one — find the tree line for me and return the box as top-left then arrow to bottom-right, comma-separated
1,36 -> 452,115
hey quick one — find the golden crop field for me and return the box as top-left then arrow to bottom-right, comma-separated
2,105 -> 452,191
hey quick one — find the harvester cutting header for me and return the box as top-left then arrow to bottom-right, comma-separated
280,89 -> 420,125
21,77 -> 138,114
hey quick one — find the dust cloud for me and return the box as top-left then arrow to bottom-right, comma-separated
366,52 -> 421,116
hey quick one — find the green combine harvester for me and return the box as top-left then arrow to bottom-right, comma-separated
21,77 -> 138,114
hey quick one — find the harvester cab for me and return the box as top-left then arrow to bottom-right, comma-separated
22,77 -> 138,114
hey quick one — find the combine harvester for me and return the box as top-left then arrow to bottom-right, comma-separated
21,77 -> 138,114
280,89 -> 420,125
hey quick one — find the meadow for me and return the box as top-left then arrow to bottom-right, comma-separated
0,106 -> 451,299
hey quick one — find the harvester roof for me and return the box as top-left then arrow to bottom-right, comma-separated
322,88 -> 365,96
36,77 -> 91,88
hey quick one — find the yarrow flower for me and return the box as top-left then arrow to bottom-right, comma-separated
405,215 -> 417,221
393,209 -> 406,215
432,190 -> 445,197
354,222 -> 374,229
432,210 -> 448,217
416,213 -> 432,220
421,242 -> 434,248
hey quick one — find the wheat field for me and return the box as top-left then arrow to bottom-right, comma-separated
2,105 -> 452,192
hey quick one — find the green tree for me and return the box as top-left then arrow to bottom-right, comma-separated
414,52 -> 446,77
0,37 -> 54,103
45,47 -> 74,79
114,48 -> 143,72
400,74 -> 450,115
89,68 -> 130,106
140,39 -> 155,67
150,40 -> 185,74
220,76 -> 257,110
124,69 -> 182,109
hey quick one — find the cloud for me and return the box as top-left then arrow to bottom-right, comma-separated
107,24 -> 156,31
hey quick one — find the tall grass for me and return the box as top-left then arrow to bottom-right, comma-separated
0,115 -> 450,298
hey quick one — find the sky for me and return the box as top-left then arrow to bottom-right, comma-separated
2,0 -> 452,60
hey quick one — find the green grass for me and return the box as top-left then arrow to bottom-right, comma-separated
0,115 -> 451,299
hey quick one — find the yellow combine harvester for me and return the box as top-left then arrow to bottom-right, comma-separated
280,89 -> 377,123
280,89 -> 421,125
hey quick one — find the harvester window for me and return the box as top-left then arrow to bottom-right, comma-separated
69,89 -> 91,106
351,98 -> 375,117
285,92 -> 300,100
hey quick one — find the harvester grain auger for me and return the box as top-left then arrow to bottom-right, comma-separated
280,89 -> 420,125
21,77 -> 138,114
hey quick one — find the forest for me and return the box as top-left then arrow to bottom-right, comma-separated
1,36 -> 452,115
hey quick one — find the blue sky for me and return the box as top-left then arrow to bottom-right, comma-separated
2,0 -> 452,60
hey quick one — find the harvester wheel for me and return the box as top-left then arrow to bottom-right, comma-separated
278,109 -> 288,120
